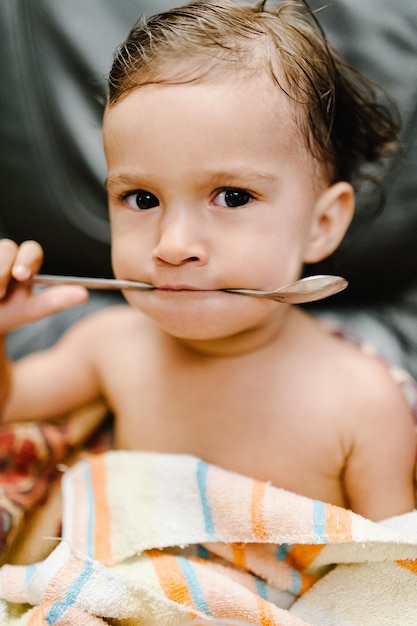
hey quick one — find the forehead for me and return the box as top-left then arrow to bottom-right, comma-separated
104,72 -> 304,152
103,75 -> 321,193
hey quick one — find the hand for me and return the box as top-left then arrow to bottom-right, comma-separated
0,239 -> 88,333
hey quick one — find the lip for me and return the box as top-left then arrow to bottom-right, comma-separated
155,285 -> 214,292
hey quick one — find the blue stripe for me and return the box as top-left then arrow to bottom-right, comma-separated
82,460 -> 95,558
46,560 -> 94,624
313,500 -> 327,542
289,568 -> 302,595
196,460 -> 216,539
178,557 -> 210,615
256,574 -> 300,601
25,564 -> 37,590
197,545 -> 209,560
276,543 -> 290,561
275,545 -> 302,595
255,577 -> 267,599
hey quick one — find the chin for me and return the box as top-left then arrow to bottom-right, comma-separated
151,307 -> 251,341
125,289 -> 276,341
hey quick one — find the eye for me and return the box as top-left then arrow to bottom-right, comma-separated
212,188 -> 253,208
124,190 -> 159,210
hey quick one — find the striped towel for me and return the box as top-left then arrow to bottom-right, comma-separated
1,451 -> 417,625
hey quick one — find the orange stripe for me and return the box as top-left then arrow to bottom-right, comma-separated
286,544 -> 325,571
298,571 -> 318,595
232,542 -> 247,569
282,545 -> 323,595
90,455 -> 113,565
148,550 -> 195,607
396,559 -> 417,575
27,604 -> 52,625
251,480 -> 268,541
256,595 -> 275,626
325,504 -> 353,542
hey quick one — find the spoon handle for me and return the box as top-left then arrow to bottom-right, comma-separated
30,274 -> 155,290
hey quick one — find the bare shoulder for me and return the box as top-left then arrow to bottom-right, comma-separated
62,304 -> 148,341
300,314 -> 414,415
297,313 -> 416,519
290,310 -> 416,446
51,304 -> 152,367
76,303 -> 144,326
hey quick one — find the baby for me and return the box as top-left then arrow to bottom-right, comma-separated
0,0 -> 415,521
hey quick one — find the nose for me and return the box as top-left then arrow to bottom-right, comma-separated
152,209 -> 208,267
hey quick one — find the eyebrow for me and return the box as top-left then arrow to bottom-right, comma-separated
106,169 -> 278,189
106,174 -> 143,189
216,170 -> 278,184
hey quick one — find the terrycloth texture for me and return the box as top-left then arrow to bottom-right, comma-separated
1,452 -> 417,625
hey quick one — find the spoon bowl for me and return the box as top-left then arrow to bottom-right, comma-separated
223,274 -> 348,304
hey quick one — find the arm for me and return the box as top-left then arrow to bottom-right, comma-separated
3,319 -> 105,423
0,238 -> 92,422
343,361 -> 416,521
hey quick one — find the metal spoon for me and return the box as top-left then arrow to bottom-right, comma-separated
30,273 -> 347,304
30,274 -> 155,291
223,274 -> 348,303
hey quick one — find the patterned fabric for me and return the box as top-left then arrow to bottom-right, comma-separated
0,401 -> 109,564
1,452 -> 417,625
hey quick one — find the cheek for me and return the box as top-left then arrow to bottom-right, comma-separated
110,244 -> 123,276
110,231 -> 144,277
110,226 -> 124,268
245,230 -> 308,288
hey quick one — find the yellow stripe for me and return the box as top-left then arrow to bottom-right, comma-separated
232,542 -> 247,569
90,455 -> 113,565
251,480 -> 268,541
256,595 -> 275,625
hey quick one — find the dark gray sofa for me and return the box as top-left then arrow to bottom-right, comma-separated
1,0 -> 417,377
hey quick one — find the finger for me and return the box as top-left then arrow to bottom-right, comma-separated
12,240 -> 44,281
18,286 -> 89,326
0,239 -> 19,298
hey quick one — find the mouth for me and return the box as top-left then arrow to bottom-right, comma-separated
154,285 -> 215,293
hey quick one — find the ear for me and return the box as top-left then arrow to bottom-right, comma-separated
303,181 -> 354,264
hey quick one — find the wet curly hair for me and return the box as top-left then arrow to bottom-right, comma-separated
108,0 -> 400,186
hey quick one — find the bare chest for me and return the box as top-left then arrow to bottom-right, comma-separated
101,347 -> 346,506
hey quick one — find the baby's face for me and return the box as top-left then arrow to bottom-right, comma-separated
104,75 -> 328,344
